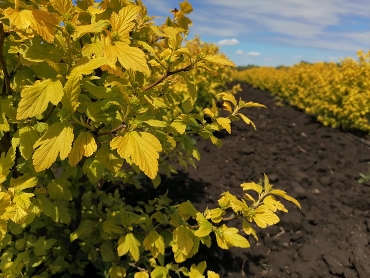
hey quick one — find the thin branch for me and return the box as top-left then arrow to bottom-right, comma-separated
143,64 -> 193,92
0,21 -> 10,94
127,263 -> 149,273
98,123 -> 126,136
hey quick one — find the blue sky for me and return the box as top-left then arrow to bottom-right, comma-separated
144,0 -> 370,67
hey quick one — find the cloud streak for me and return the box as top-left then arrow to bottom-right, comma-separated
217,38 -> 239,46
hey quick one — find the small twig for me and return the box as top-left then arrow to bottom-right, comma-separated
142,64 -> 193,92
345,133 -> 370,147
0,21 -> 11,94
98,123 -> 126,136
127,263 -> 149,273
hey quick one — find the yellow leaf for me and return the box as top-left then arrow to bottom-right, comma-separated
0,108 -> 9,132
111,5 -> 141,34
104,42 -> 150,76
214,224 -> 250,249
73,20 -> 110,40
19,127 -> 40,160
17,79 -> 64,120
143,230 -> 165,258
204,208 -> 223,223
9,175 -> 38,191
242,220 -> 258,240
216,117 -> 231,134
238,113 -> 256,130
108,266 -> 127,278
117,233 -> 141,261
172,225 -> 194,259
194,212 -> 213,237
0,192 -> 12,219
189,261 -> 206,278
96,145 -> 124,173
171,121 -> 187,134
70,57 -> 109,76
217,92 -> 237,106
240,182 -> 262,194
11,203 -> 28,224
252,205 -> 280,228
13,193 -> 34,209
270,189 -> 301,209
0,219 -> 7,241
263,195 -> 287,213
62,73 -> 81,112
180,2 -> 193,14
0,147 -> 16,184
68,132 -> 97,167
70,220 -> 96,242
47,178 -> 72,201
134,272 -> 148,278
33,123 -> 74,172
110,131 -> 162,179
50,0 -> 73,15
4,8 -> 59,43
203,55 -> 235,67
207,271 -> 220,278
163,27 -> 182,50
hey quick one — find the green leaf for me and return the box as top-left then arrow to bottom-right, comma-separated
18,126 -> 40,160
17,79 -> 63,120
82,157 -> 105,183
100,241 -> 117,262
96,145 -> 124,174
151,266 -> 168,278
47,178 -> 72,201
33,122 -> 74,172
178,200 -> 198,218
108,266 -> 127,278
111,131 -> 162,179
101,218 -> 125,235
34,236 -> 57,256
86,99 -> 121,123
70,220 -> 96,242
194,213 -> 213,237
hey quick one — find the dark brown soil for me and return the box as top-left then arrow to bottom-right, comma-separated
161,82 -> 370,278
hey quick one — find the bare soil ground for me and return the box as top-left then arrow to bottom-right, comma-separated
160,82 -> 370,278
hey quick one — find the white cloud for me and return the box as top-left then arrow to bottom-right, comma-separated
236,50 -> 244,55
248,52 -> 260,56
217,38 -> 239,46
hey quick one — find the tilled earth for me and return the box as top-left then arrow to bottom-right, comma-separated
160,82 -> 370,278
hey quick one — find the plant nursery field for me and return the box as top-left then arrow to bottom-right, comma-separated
149,82 -> 370,278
